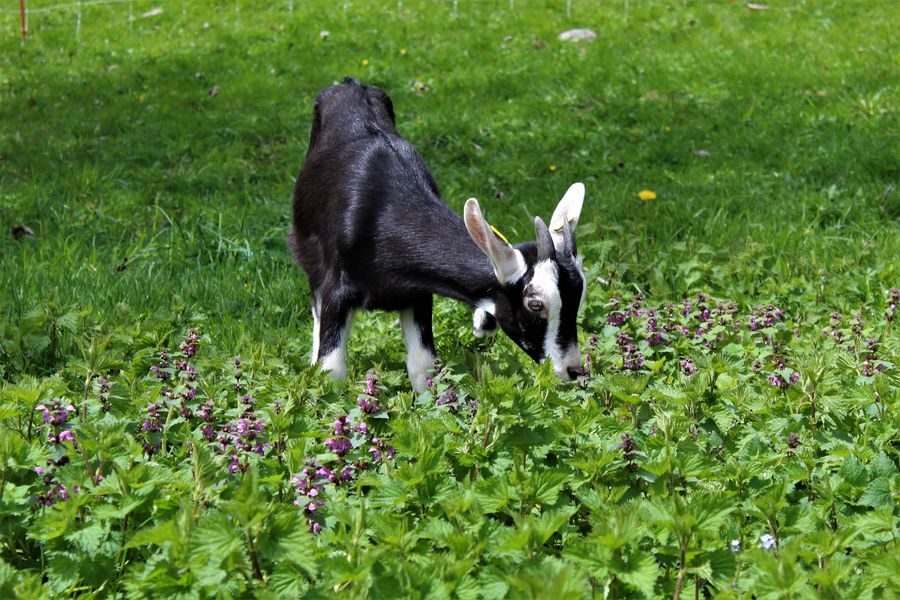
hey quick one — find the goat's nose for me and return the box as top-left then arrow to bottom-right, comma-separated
566,366 -> 581,381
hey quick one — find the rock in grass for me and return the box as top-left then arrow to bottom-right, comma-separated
558,28 -> 597,42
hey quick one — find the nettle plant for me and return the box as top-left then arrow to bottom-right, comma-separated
0,289 -> 897,597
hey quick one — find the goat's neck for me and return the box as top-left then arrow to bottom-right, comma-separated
413,219 -> 503,307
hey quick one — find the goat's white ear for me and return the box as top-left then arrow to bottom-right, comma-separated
550,182 -> 584,255
464,198 -> 526,284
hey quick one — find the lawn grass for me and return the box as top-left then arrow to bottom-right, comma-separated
1,0 -> 898,597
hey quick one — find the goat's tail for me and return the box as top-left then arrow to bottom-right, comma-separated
341,76 -> 397,136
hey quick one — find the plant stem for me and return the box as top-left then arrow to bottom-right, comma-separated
673,544 -> 686,600
246,529 -> 263,580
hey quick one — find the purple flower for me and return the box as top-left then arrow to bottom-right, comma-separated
36,399 -> 76,426
731,539 -> 741,553
575,353 -> 592,386
316,467 -> 335,482
369,437 -> 395,462
364,370 -> 379,397
759,534 -> 776,551
358,396 -> 380,414
228,455 -> 241,474
37,483 -> 70,506
679,358 -> 697,376
58,430 -> 76,444
199,403 -> 214,422
768,375 -> 783,388
436,387 -> 459,410
606,312 -> 625,327
324,437 -> 351,457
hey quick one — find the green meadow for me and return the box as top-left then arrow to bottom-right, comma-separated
1,1 -> 897,597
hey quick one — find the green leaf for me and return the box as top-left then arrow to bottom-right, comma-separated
126,519 -> 179,549
64,523 -> 109,554
858,477 -> 893,508
258,508 -> 318,578
703,548 -> 737,589
866,549 -> 900,595
504,424 -> 556,448
529,506 -> 577,547
838,456 -> 867,488
530,470 -> 569,506
221,467 -> 265,528
0,558 -> 20,597
475,567 -> 509,600
190,512 -> 243,563
868,452 -> 897,479
268,563 -> 309,597
46,551 -> 80,595
475,476 -> 515,514
613,549 -> 658,597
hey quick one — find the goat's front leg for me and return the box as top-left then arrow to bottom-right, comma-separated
315,296 -> 354,380
473,300 -> 498,338
399,296 -> 436,393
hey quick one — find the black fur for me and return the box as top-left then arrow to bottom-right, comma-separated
290,78 -> 583,377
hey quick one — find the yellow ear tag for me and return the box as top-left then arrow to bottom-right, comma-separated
552,213 -> 575,232
490,224 -> 510,245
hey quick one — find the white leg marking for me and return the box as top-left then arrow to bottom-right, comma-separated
310,295 -> 321,364
320,311 -> 353,380
473,299 -> 497,338
399,308 -> 435,394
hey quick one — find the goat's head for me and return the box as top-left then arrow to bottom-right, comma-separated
464,183 -> 587,381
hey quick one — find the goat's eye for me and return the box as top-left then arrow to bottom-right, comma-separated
526,298 -> 544,313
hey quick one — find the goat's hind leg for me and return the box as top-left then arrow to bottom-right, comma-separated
310,293 -> 322,365
399,296 -> 436,394
314,292 -> 355,380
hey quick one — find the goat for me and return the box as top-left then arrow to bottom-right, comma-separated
290,78 -> 586,392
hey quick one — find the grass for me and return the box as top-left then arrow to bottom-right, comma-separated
1,0 -> 898,597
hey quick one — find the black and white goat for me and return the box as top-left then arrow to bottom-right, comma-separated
290,78 -> 586,392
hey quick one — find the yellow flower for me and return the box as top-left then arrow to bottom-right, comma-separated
361,58 -> 369,66
399,48 -> 407,55
549,164 -> 557,172
638,189 -> 657,201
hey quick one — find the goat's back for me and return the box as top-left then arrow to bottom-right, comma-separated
291,79 -> 459,303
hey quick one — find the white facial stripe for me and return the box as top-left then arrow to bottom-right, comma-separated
530,260 -> 566,374
400,308 -> 435,394
532,259 -> 584,379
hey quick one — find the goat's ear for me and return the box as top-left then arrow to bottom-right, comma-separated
464,198 -> 526,284
549,182 -> 584,255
